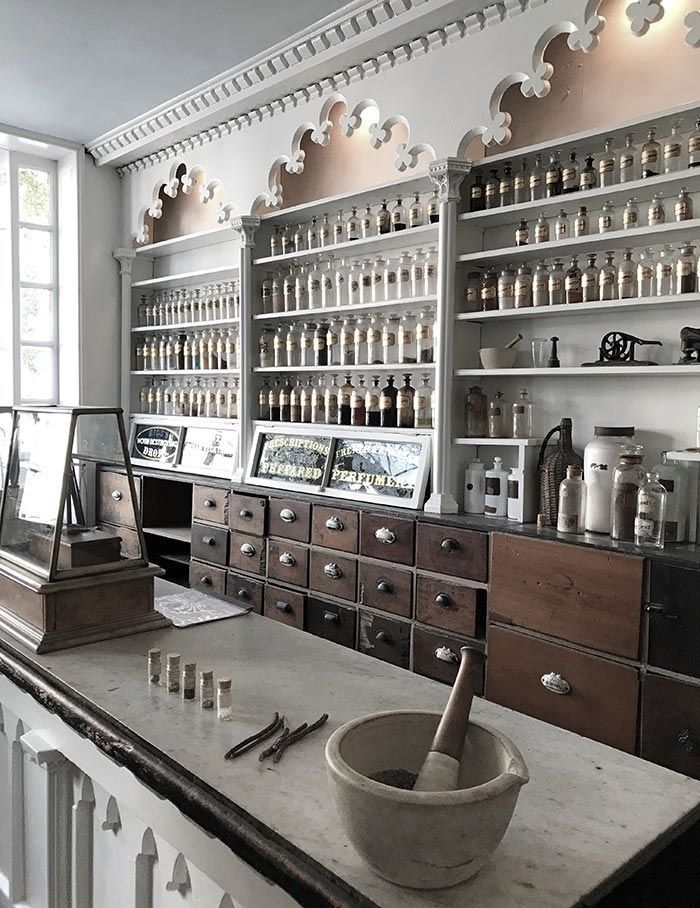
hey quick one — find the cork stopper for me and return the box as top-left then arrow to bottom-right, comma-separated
218,677 -> 232,690
200,670 -> 214,681
166,653 -> 181,668
183,662 -> 197,674
148,648 -> 161,659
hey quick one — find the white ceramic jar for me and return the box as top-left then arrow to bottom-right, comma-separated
583,426 -> 636,533
484,456 -> 509,518
464,460 -> 485,514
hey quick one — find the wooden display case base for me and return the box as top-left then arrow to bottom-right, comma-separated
0,560 -> 169,653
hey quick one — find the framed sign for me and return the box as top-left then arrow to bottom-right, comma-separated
247,429 -> 331,491
179,426 -> 238,476
130,423 -> 182,466
327,435 -> 430,508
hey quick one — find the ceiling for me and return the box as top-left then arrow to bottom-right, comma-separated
0,0 -> 351,144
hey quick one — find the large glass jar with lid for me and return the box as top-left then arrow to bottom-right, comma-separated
634,473 -> 667,548
610,445 -> 645,542
584,426 -> 636,533
647,193 -> 665,227
417,307 -> 435,363
532,261 -> 550,307
399,312 -> 417,363
488,391 -> 508,438
676,244 -> 697,294
464,385 -> 487,437
622,198 -> 638,230
498,268 -> 516,310
514,265 -> 533,308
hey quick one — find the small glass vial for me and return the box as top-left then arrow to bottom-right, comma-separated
557,466 -> 586,534
534,212 -> 549,244
200,670 -> 214,709
656,244 -> 675,296
498,267 -> 516,310
391,196 -> 407,231
675,188 -> 693,222
562,149 -> 579,194
573,206 -> 589,237
676,244 -> 697,295
514,158 -> 529,204
619,133 -> 637,183
623,198 -> 639,230
499,162 -> 514,206
637,248 -> 655,298
514,264 -> 533,309
488,391 -> 508,438
598,200 -> 615,233
148,648 -> 161,685
166,653 -> 181,693
641,127 -> 661,178
182,662 -> 196,700
647,193 -> 665,227
598,137 -> 616,186
599,251 -> 617,301
565,256 -> 583,305
532,261 -> 550,307
409,192 -> 425,226
617,249 -> 636,300
376,199 -> 391,235
549,259 -> 565,306
554,208 -> 569,240
217,677 -> 233,720
512,388 -> 532,438
663,121 -> 683,174
530,153 -> 545,201
635,473 -> 667,548
579,155 -> 597,191
689,118 -> 700,167
515,219 -> 529,246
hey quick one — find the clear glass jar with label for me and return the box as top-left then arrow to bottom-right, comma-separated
515,219 -> 529,247
354,316 -> 368,365
515,264 -> 533,309
689,119 -> 700,167
340,317 -> 355,366
289,380 -> 302,423
285,323 -> 300,368
380,375 -> 398,427
554,208 -> 569,240
514,158 -> 529,204
549,259 -> 565,306
545,151 -> 562,197
598,200 -> 615,233
532,261 -> 550,307
397,374 -> 415,428
347,260 -> 361,306
409,192 -> 424,227
619,133 -> 637,182
663,121 -> 683,174
465,271 -> 481,311
465,385 -> 487,437
270,226 -> 280,258
307,217 -> 318,250
417,307 -> 435,363
260,272 -> 273,313
326,318 -> 341,366
370,256 -> 385,303
598,137 -> 616,186
301,378 -> 313,424
397,251 -> 412,300
376,199 -> 391,235
427,189 -> 439,223
295,264 -> 309,310
574,206 -> 589,237
599,251 -> 618,301
623,198 -> 638,230
367,316 -> 382,364
382,256 -> 397,302
319,213 -> 331,248
481,271 -> 498,311
534,212 -> 549,244
414,374 -> 433,428
279,380 -> 292,422
637,249 -> 655,298
314,322 -> 328,367
579,155 -> 597,191
258,378 -> 271,419
350,377 -> 367,427
399,312 -> 417,363
498,268 -> 516,310
311,377 -> 326,423
391,196 -> 407,231
582,254 -> 599,302
647,193 -> 665,226
411,249 -> 425,298
366,375 -> 382,426
346,206 -> 360,241
271,269 -> 285,313
360,204 -> 373,239
530,154 -> 545,201
325,374 -> 340,424
382,316 -> 400,365
499,163 -> 514,206
307,260 -> 322,309
359,259 -> 373,305
562,149 -> 579,194
279,225 -> 291,256
676,244 -> 697,295
611,445 -> 646,542
656,244 -> 674,296
299,322 -> 314,367
334,258 -> 348,308
272,326 -> 285,368
675,188 -> 693,222
641,127 -> 661,178
488,391 -> 508,438
635,473 -> 667,548
617,249 -> 636,300
268,379 -> 281,421
424,246 -> 438,296
557,465 -> 586,534
512,388 -> 532,438
485,170 -> 499,209
293,223 -> 306,253
321,259 -> 335,308
565,256 -> 583,304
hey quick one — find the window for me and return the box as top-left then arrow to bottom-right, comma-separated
0,152 -> 58,404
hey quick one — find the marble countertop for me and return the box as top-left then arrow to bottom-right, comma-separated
2,607 -> 700,908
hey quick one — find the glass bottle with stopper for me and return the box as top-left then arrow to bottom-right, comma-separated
512,388 -> 532,438
635,473 -> 667,548
610,445 -> 645,542
465,385 -> 487,437
488,391 -> 508,438
557,466 -> 587,534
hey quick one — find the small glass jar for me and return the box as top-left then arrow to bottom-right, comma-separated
656,244 -> 675,296
573,206 -> 588,237
554,209 -> 569,241
647,193 -> 665,227
488,391 -> 508,439
582,254 -> 599,303
498,268 -> 516,310
635,473 -> 667,548
148,648 -> 161,685
676,244 -> 698,295
548,259 -> 565,306
623,198 -> 639,230
217,678 -> 233,720
675,188 -> 693,223
515,219 -> 529,247
637,249 -> 655,298
532,261 -> 550,308
465,385 -> 487,437
480,271 -> 498,311
465,271 -> 481,311
166,653 -> 181,693
534,212 -> 550,244
557,465 -> 587,534
565,256 -> 583,305
598,201 -> 615,233
610,445 -> 645,542
514,265 -> 533,309
512,388 -> 532,438
200,670 -> 214,709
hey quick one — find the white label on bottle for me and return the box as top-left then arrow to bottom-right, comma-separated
634,517 -> 655,536
600,159 -> 614,173
623,210 -> 638,227
574,217 -> 587,235
580,171 -> 595,187
566,276 -> 581,291
649,205 -> 663,223
642,148 -> 658,165
549,277 -> 563,292
599,215 -> 612,230
664,143 -> 681,160
514,176 -> 527,191
380,396 -> 393,410
555,223 -> 568,239
535,225 -> 549,242
530,174 -> 542,189
557,514 -> 579,533
382,332 -> 396,347
562,166 -> 576,183
676,200 -> 692,220
620,153 -> 633,170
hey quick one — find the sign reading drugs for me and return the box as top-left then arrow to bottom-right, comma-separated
130,424 -> 181,465
252,433 -> 331,488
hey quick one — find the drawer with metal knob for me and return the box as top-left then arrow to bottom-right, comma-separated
192,485 -> 228,525
267,539 -> 309,587
309,551 -> 357,602
415,574 -> 481,636
412,626 -> 485,692
359,562 -> 413,618
311,506 -> 359,553
485,625 -> 638,753
228,531 -> 266,575
189,560 -> 227,597
226,572 -> 264,614
97,470 -> 140,528
229,492 -> 267,536
358,610 -> 410,668
191,521 -> 229,566
269,498 -> 311,543
360,513 -> 415,565
641,673 -> 700,780
264,585 -> 305,630
306,598 -> 357,649
415,523 -> 488,582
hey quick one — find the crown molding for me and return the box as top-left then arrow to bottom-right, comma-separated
88,0 -> 515,169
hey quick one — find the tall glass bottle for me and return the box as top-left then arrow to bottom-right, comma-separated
380,375 -> 398,428
598,200 -> 615,233
582,253 -> 599,302
465,385 -> 488,437
367,316 -> 382,364
417,307 -> 435,363
397,374 -> 415,428
533,261 -> 550,307
327,318 -> 341,366
561,149 -> 579,193
409,192 -> 425,226
279,380 -> 292,423
301,379 -> 313,423
573,205 -> 589,237
325,374 -> 340,424
321,258 -> 335,308
656,244 -> 674,295
399,312 -> 417,363
319,213 -> 331,247
359,259 -> 373,305
307,259 -> 322,309
549,259 -> 565,306
512,388 -> 532,438
647,193 -> 665,226
557,465 -> 587,534
293,223 -> 306,253
376,199 -> 391,235
535,212 -> 549,243
311,377 -> 326,424
641,127 -> 661,178
391,196 -> 407,231
338,375 -> 354,425
514,158 -> 529,204
545,150 -> 562,197
598,137 -> 616,186
619,133 -> 637,183
676,244 -> 697,295
360,203 -> 373,239
307,217 -> 318,250
382,316 -> 400,365
637,248 -> 655,298
623,197 -> 639,230
514,264 -> 533,308
554,208 -> 569,241
414,374 -> 433,428
485,169 -> 499,209
488,390 -> 508,438
599,251 -> 618,301
366,376 -> 381,427
565,256 -> 583,304
579,155 -> 597,191
499,162 -> 514,207
635,473 -> 667,548
427,188 -> 439,224
529,153 -> 545,201
689,118 -> 700,167
350,377 -> 367,427
340,317 -> 355,366
289,380 -> 302,423
675,188 -> 693,222
610,445 -> 645,542
354,317 -> 368,365
258,379 -> 271,420
663,121 -> 683,174
346,206 -> 360,241
617,249 -> 636,300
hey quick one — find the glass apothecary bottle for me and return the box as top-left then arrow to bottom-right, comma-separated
465,385 -> 487,437
301,379 -> 313,423
599,137 -> 616,186
268,380 -> 281,421
397,375 -> 415,428
663,121 -> 683,174
339,317 -> 355,366
689,119 -> 700,167
414,374 -> 433,428
530,153 -> 545,201
367,316 -> 382,364
512,388 -> 532,438
498,267 -> 516,310
272,269 -> 285,313
409,192 -> 425,226
411,249 -> 425,298
314,322 -> 328,367
320,259 -> 335,308
417,307 -> 435,363
623,198 -> 638,230
647,193 -> 665,227
545,151 -> 562,197
481,270 -> 498,311
656,244 -> 675,295
554,208 -> 569,240
617,249 -> 636,300
424,246 -> 438,296
514,264 -> 533,308
258,378 -> 271,419
366,376 -> 381,426
399,312 -> 417,363
549,259 -> 565,306
535,212 -> 549,244
485,170 -> 499,209
464,271 -> 481,311
676,244 -> 697,295
574,206 -> 589,237
300,322 -> 314,367
353,316 -> 368,365
360,203 -> 373,239
579,155 -> 597,191
359,259 -> 373,305
279,380 -> 291,422
619,133 -> 637,182
273,325 -> 285,368
347,260 -> 361,306
350,377 -> 367,427
641,127 -> 661,178
333,210 -> 345,244
380,375 -> 398,428
326,318 -> 341,366
562,149 -> 579,194
397,251 -> 412,300
384,256 -> 398,302
295,264 -> 309,310
499,162 -> 514,206
325,374 -> 340,424
346,206 -> 360,241
289,380 -> 302,423
376,199 -> 391,235
391,196 -> 407,231
675,188 -> 693,222
515,219 -> 529,247
339,375 -> 354,426
557,465 -> 587,534
307,217 -> 318,250
319,213 -> 331,247
307,260 -> 322,308
285,323 -> 300,368
635,473 -> 667,548
382,316 -> 400,365
514,158 -> 529,204
637,249 -> 655,298
610,445 -> 645,542
533,261 -> 550,307
582,253 -> 599,302
293,223 -> 306,253
598,200 -> 615,233
565,256 -> 583,304
599,251 -> 617,301
488,390 -> 508,438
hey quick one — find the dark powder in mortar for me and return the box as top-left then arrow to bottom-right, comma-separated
369,768 -> 418,790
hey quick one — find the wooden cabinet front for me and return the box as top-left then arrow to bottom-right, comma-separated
191,521 -> 229,566
309,551 -> 357,602
648,563 -> 700,680
415,574 -> 479,636
485,625 -> 639,753
490,534 -> 643,659
413,626 -> 484,692
306,598 -> 357,649
189,560 -> 227,597
229,532 -> 266,576
267,540 -> 309,588
312,506 -> 359,553
98,471 -> 140,528
192,485 -> 228,525
226,572 -> 264,613
641,673 -> 700,779
229,492 -> 267,536
415,524 -> 488,583
359,562 -> 413,618
358,611 -> 410,668
268,498 -> 311,542
360,514 -> 415,565
264,585 -> 305,629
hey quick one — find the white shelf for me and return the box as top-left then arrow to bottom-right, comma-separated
131,317 -> 240,334
130,414 -> 238,428
143,526 -> 192,543
253,223 -> 439,266
456,292 -> 700,322
454,437 -> 544,446
133,226 -> 236,258
254,363 -> 435,374
132,265 -> 239,289
667,449 -> 700,461
131,369 -> 240,376
252,295 -> 437,321
457,218 -> 700,267
454,365 -> 700,377
253,420 -> 433,436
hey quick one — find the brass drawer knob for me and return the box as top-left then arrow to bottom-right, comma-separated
435,646 -> 459,664
199,575 -> 212,586
677,728 -> 700,753
236,588 -> 250,601
325,516 -> 344,531
202,536 -> 216,546
204,498 -> 216,508
279,552 -> 296,566
376,630 -> 393,644
540,672 -> 571,696
324,562 -> 342,579
376,580 -> 393,594
434,593 -> 453,608
239,508 -> 253,519
440,537 -> 459,553
323,611 -> 340,625
275,600 -> 292,613
111,490 -> 123,501
280,508 -> 296,523
240,543 -> 256,557
375,527 -> 396,544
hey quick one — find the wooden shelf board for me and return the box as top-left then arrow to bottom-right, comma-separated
456,293 -> 700,322
252,296 -> 437,321
454,365 -> 700,377
132,264 -> 239,289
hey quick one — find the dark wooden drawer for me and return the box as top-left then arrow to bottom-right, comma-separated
264,585 -> 305,630
359,562 -> 413,618
267,539 -> 309,588
358,611 -> 410,668
269,497 -> 311,542
191,521 -> 229,566
229,531 -> 266,575
189,560 -> 226,596
360,514 -> 415,565
306,598 -> 356,649
485,625 -> 639,753
229,492 -> 267,536
98,470 -> 140,528
415,523 -> 488,582
192,484 -> 228,525
226,572 -> 264,614
413,626 -> 484,693
415,574 -> 479,636
648,563 -> 700,679
490,534 -> 643,659
312,505 -> 359,553
641,673 -> 700,779
309,551 -> 357,602
98,523 -> 141,559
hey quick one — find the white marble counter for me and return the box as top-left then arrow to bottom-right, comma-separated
4,608 -> 700,908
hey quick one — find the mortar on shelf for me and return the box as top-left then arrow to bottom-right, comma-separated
325,709 -> 529,890
479,333 -> 523,369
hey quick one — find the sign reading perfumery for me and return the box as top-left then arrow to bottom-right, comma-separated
179,427 -> 238,476
328,437 -> 429,506
131,424 -> 181,465
252,433 -> 331,488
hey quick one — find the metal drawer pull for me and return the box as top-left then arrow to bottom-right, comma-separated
236,588 -> 250,601
323,611 -> 340,625
325,516 -> 344,531
435,593 -> 453,608
375,527 -> 396,544
324,562 -> 342,579
435,646 -> 459,664
240,543 -> 256,557
376,580 -> 393,594
540,672 -> 571,696
275,601 -> 292,613
645,603 -> 679,619
202,536 -> 216,546
199,575 -> 212,586
440,537 -> 459,553
376,630 -> 393,644
111,490 -> 123,501
677,728 -> 700,753
280,508 -> 296,523
204,498 -> 216,509
239,508 -> 253,519
279,552 -> 296,566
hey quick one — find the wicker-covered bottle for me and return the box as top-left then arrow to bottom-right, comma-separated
537,418 -> 583,527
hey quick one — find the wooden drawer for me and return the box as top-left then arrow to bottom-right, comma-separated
641,673 -> 700,780
264,585 -> 305,630
306,598 -> 357,649
309,551 -> 357,602
192,484 -> 228,525
267,539 -> 309,588
358,611 -> 411,668
415,523 -> 488,583
191,521 -> 229,566
98,523 -> 141,559
648,563 -> 700,679
312,505 -> 359,553
98,470 -> 140,528
269,497 -> 311,542
490,534 -> 643,659
189,560 -> 226,597
229,492 -> 267,536
413,626 -> 484,693
415,574 -> 479,636
485,625 -> 639,753
359,562 -> 413,618
360,514 -> 415,565
229,532 -> 266,576
226,572 -> 264,614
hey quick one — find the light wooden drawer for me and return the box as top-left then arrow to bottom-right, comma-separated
226,572 -> 264,613
413,626 -> 484,693
229,492 -> 267,536
264,585 -> 305,630
415,574 -> 479,636
360,514 -> 415,565
309,551 -> 357,602
98,470 -> 140,528
415,523 -> 488,583
359,562 -> 413,619
229,532 -> 266,576
306,598 -> 356,649
189,560 -> 226,597
191,521 -> 229,566
641,673 -> 700,780
98,523 -> 142,559
192,484 -> 228,525
358,610 -> 410,669
267,539 -> 308,588
312,505 -> 359,553
269,497 -> 311,542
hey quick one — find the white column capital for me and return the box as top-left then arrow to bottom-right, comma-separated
230,216 -> 261,247
113,248 -> 137,276
428,158 -> 471,204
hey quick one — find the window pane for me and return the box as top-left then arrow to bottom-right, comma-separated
20,345 -> 53,401
18,167 -> 51,225
19,227 -> 51,284
20,287 -> 53,341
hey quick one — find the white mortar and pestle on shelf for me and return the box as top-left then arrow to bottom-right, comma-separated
479,333 -> 524,369
325,648 -> 529,890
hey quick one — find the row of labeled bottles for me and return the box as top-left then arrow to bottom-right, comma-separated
464,457 -> 524,519
136,281 -> 240,327
138,379 -> 239,419
467,120 -> 700,211
259,309 -> 435,368
268,192 -> 439,256
260,248 -> 437,313
464,386 -> 533,438
259,373 -> 433,429
135,329 -> 239,372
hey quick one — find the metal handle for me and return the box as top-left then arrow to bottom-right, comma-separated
236,588 -> 250,601
239,508 -> 253,520
323,611 -> 339,625
375,527 -> 396,544
376,580 -> 393,594
325,516 -> 344,532
111,490 -> 123,501
435,593 -> 453,608
441,537 -> 459,553
435,646 -> 459,664
324,562 -> 342,579
202,536 -> 216,546
204,498 -> 216,509
198,575 -> 212,586
279,552 -> 296,566
645,603 -> 679,619
275,601 -> 292,613
280,508 -> 296,523
240,543 -> 256,557
376,630 -> 393,644
540,672 -> 571,696
677,728 -> 700,753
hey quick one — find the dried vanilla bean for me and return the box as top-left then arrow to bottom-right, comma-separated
224,713 -> 282,760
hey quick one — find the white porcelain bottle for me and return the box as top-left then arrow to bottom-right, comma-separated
464,460 -> 486,514
484,456 -> 509,518
507,468 -> 523,520
583,426 -> 636,533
